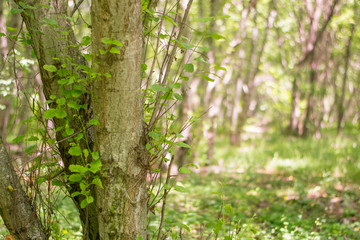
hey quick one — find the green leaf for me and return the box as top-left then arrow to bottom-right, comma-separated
177,142 -> 191,148
11,8 -> 24,14
44,108 -> 57,119
163,183 -> 171,191
224,204 -> 233,213
180,223 -> 190,232
184,63 -> 194,73
83,53 -> 92,61
178,41 -> 195,50
109,47 -> 120,54
83,149 -> 89,159
169,83 -> 181,89
151,84 -> 167,92
213,218 -> 224,234
137,236 -> 143,240
101,38 -> 112,44
214,65 -> 227,71
200,74 -> 214,82
91,152 -> 99,160
87,196 -> 94,204
164,15 -> 177,26
68,101 -> 81,110
12,135 -> 25,144
69,165 -> 88,173
92,178 -> 103,189
148,131 -> 161,140
99,49 -> 107,54
69,174 -> 82,182
210,33 -> 226,40
111,40 -> 123,46
69,146 -> 82,156
0,33 -> 5,37
65,128 -> 74,136
56,98 -> 66,105
74,133 -> 84,141
80,36 -> 91,46
6,27 -> 17,32
89,160 -> 102,173
187,163 -> 199,169
42,17 -> 58,27
55,109 -> 67,119
57,78 -> 67,84
40,4 -> 53,9
18,2 -> 37,9
174,93 -> 182,100
27,136 -> 39,141
52,179 -> 62,186
80,199 -> 88,208
80,182 -> 87,191
195,56 -> 209,63
174,185 -> 187,192
43,64 -> 57,72
179,167 -> 191,174
71,191 -> 81,197
70,89 -> 82,98
88,119 -> 100,126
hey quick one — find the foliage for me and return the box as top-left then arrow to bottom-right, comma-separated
1,0 -> 360,239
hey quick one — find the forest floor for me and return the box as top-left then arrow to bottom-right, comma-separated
1,130 -> 359,239
148,130 -> 360,239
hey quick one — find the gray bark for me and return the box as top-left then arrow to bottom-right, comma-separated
91,0 -> 148,239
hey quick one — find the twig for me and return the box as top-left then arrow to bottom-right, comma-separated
70,0 -> 85,17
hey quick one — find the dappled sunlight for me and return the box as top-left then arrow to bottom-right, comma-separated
147,132 -> 360,238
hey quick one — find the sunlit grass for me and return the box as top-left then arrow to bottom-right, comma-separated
147,130 -> 360,238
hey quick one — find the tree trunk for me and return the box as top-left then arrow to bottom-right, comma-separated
91,0 -> 148,239
0,136 -> 48,240
337,20 -> 355,134
302,65 -> 317,137
13,0 -> 99,238
288,75 -> 300,135
233,4 -> 275,145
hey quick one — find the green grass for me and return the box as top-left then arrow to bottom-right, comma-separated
148,131 -> 360,239
1,131 -> 360,239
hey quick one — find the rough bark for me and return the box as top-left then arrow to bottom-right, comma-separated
12,1 -> 99,238
91,0 -> 148,239
0,136 -> 48,240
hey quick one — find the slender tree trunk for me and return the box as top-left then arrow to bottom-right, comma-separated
233,4 -> 275,145
302,63 -> 317,137
91,0 -> 148,239
288,74 -> 300,135
337,20 -> 356,134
